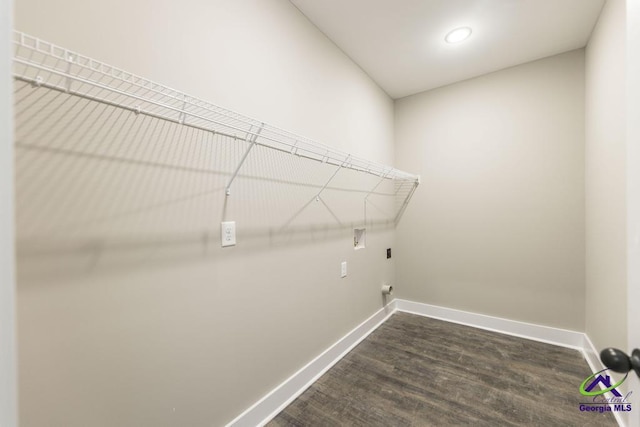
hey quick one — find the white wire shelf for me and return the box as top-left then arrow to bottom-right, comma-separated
12,31 -> 420,191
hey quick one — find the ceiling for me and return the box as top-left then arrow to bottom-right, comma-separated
289,0 -> 605,99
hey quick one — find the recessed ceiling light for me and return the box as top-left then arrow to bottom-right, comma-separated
445,27 -> 472,44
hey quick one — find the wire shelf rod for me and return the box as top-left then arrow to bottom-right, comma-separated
17,41 -> 351,160
15,62 -> 390,177
15,73 -> 399,181
12,31 -> 420,184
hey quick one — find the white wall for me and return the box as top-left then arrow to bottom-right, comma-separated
626,0 -> 640,425
394,50 -> 586,331
584,0 -> 628,355
14,1 -> 396,425
0,0 -> 17,425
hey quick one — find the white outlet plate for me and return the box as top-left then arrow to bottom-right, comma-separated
341,261 -> 347,278
221,221 -> 236,247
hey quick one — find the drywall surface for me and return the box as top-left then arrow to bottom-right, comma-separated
627,1 -> 640,426
584,0 -> 627,355
0,0 -> 17,425
395,50 -> 586,331
14,1 -> 397,425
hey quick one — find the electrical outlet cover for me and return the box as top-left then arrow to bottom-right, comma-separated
221,221 -> 236,247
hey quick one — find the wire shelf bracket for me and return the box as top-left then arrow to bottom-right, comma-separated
363,169 -> 390,225
225,124 -> 265,196
315,155 -> 351,202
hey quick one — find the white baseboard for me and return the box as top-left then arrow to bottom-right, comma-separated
394,299 -> 585,350
227,298 -> 624,427
225,302 -> 396,427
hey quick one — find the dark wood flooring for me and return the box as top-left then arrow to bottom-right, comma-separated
269,312 -> 617,426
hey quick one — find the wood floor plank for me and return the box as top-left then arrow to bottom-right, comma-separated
268,312 -> 618,426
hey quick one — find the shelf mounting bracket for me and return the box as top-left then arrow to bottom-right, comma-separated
394,179 -> 419,224
316,154 -> 351,202
178,94 -> 188,125
225,124 -> 264,196
363,169 -> 389,225
365,169 -> 389,203
65,52 -> 73,93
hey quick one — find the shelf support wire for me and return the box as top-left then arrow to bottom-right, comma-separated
394,179 -> 420,224
363,168 -> 390,225
316,154 -> 351,202
225,123 -> 265,196
178,94 -> 188,125
65,51 -> 73,93
364,169 -> 389,203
